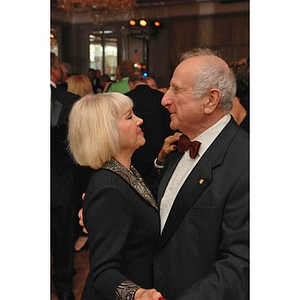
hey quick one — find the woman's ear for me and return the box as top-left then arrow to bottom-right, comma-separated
204,89 -> 221,114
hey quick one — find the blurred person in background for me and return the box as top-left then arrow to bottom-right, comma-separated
100,74 -> 114,93
107,60 -> 135,94
229,60 -> 250,133
67,74 -> 94,98
126,72 -> 174,177
50,52 -> 79,300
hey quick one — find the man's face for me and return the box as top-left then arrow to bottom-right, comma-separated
161,57 -> 206,137
52,57 -> 62,83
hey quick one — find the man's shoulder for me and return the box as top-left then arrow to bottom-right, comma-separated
55,88 -> 79,102
51,87 -> 78,105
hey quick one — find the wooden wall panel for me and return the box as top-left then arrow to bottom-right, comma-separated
169,12 -> 249,67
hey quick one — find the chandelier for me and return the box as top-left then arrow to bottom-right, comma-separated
57,0 -> 137,18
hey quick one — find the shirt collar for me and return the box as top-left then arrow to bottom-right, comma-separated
50,81 -> 57,89
193,114 -> 231,157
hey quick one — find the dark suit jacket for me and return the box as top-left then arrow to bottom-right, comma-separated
153,118 -> 249,300
81,168 -> 160,300
51,85 -> 79,208
126,85 -> 174,176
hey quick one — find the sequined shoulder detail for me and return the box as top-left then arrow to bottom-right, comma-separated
102,159 -> 158,210
115,280 -> 141,300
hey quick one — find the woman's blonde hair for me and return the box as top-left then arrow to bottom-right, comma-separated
67,74 -> 94,97
68,93 -> 133,170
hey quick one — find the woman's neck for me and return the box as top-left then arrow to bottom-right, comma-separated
113,153 -> 132,170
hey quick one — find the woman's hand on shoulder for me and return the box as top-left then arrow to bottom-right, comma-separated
157,132 -> 182,163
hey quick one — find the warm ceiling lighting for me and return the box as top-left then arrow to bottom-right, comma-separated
139,19 -> 147,27
129,19 -> 136,26
153,21 -> 161,27
57,0 -> 136,17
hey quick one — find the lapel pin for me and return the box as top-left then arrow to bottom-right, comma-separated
199,179 -> 204,184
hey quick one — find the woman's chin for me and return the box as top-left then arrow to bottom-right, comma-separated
136,137 -> 146,149
141,137 -> 146,146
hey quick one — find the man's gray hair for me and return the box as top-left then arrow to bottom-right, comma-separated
179,48 -> 236,112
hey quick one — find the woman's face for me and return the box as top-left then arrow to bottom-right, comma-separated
116,105 -> 145,154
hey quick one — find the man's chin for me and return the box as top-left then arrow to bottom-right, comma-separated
170,121 -> 179,131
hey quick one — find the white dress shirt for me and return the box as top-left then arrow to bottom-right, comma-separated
50,81 -> 57,89
159,114 -> 231,232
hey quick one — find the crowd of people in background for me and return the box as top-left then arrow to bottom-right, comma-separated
56,61 -> 171,97
51,49 -> 249,300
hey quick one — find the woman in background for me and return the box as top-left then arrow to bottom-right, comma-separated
67,74 -> 94,98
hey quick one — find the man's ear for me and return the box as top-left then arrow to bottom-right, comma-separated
204,89 -> 221,114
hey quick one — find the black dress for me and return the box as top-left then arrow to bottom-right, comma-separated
81,159 -> 160,300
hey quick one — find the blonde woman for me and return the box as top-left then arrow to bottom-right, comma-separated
68,93 -> 166,300
67,74 -> 94,98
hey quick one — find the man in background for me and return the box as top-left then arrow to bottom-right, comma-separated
126,72 -> 174,177
107,60 -> 135,94
51,52 -> 79,300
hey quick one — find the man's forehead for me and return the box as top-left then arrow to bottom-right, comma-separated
171,61 -> 198,85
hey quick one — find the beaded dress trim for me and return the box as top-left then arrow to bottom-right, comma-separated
115,280 -> 141,300
102,159 -> 157,299
102,158 -> 158,210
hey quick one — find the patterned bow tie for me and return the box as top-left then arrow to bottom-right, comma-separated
177,134 -> 201,159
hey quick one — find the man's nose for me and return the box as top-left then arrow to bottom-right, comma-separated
161,90 -> 172,107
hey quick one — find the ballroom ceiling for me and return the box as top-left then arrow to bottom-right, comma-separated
51,0 -> 249,24
51,0 -> 248,10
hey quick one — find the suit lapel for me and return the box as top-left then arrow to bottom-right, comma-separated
157,118 -> 239,250
158,154 -> 212,250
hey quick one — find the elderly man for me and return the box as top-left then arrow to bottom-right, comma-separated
153,47 -> 249,300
